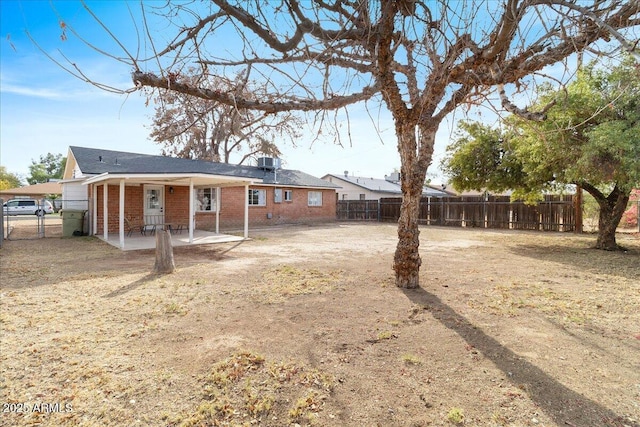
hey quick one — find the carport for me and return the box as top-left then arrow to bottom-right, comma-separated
82,172 -> 255,250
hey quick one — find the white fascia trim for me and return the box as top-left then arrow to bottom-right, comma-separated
81,172 -> 110,185
60,176 -> 94,184
256,183 -> 340,190
82,173 -> 255,186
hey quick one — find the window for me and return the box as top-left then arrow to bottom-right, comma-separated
274,188 -> 283,203
284,190 -> 292,202
248,189 -> 266,206
146,189 -> 161,210
359,194 -> 366,200
194,188 -> 217,212
308,191 -> 322,206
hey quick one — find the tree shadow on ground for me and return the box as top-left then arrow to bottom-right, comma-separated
402,286 -> 639,427
508,242 -> 640,281
103,273 -> 159,298
102,241 -> 248,298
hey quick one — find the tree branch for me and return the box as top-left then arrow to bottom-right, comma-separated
550,0 -> 640,56
132,71 -> 377,112
498,84 -> 556,121
576,180 -> 606,203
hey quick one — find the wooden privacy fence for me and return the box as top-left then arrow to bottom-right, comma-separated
338,195 -> 577,231
336,200 -> 380,221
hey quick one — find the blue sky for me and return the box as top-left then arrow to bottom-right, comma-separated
1,1 -> 153,180
0,1 -> 461,185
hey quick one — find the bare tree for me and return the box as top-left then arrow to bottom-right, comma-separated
44,0 -> 639,288
149,67 -> 303,164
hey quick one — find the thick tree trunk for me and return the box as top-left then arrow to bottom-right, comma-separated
393,126 -> 434,289
394,182 -> 423,288
154,229 -> 176,274
594,189 -> 629,251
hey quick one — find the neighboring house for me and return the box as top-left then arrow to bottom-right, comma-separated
0,181 -> 62,201
62,146 -> 339,247
321,172 -> 452,200
443,181 -> 513,197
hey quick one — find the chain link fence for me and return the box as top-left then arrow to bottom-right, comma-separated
1,198 -> 90,242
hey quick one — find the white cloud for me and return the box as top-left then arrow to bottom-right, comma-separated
1,82 -> 68,100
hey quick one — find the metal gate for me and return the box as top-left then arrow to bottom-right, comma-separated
0,198 -> 69,241
1,198 -> 91,244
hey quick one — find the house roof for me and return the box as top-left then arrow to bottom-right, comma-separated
323,173 -> 452,197
324,174 -> 402,194
67,146 -> 339,189
0,181 -> 62,198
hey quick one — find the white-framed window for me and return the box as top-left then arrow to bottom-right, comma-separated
194,188 -> 217,212
308,191 -> 322,207
248,189 -> 267,206
284,190 -> 293,202
274,188 -> 283,203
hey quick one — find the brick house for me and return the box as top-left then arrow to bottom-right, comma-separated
62,146 -> 339,248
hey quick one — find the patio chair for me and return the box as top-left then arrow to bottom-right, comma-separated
124,217 -> 144,237
165,217 -> 188,234
171,222 -> 189,234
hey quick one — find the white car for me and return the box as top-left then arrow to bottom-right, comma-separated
2,199 -> 54,216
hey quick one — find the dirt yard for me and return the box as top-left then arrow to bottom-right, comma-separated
1,222 -> 639,427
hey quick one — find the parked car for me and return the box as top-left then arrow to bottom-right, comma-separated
2,199 -> 54,216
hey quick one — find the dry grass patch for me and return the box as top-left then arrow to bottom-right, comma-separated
401,353 -> 423,365
253,265 -> 344,303
0,269 -> 213,427
482,276 -> 640,330
173,350 -> 336,427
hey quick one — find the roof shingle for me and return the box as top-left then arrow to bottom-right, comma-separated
69,146 -> 338,189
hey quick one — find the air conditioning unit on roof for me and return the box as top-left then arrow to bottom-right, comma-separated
258,157 -> 281,170
386,172 -> 401,183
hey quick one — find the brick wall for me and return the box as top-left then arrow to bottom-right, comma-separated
197,185 -> 337,231
165,186 -> 189,225
95,184 -> 144,234
93,183 -> 336,234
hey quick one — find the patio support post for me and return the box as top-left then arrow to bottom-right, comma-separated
189,179 -> 194,244
119,179 -> 125,249
93,184 -> 98,235
103,183 -> 108,241
244,184 -> 249,238
215,187 -> 221,234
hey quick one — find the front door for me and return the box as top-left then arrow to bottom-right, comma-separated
144,185 -> 164,224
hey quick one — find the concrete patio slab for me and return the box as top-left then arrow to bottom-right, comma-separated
98,230 -> 246,251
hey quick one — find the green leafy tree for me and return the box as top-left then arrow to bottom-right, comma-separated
27,153 -> 66,185
444,57 -> 640,250
442,122 -> 529,196
0,166 -> 23,190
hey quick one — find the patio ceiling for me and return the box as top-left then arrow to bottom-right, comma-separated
82,172 -> 255,187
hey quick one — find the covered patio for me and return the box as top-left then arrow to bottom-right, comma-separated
98,229 -> 245,251
83,172 -> 255,250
